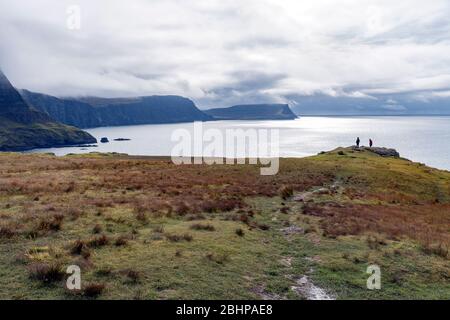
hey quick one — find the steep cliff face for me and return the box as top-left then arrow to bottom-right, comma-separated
0,70 -> 48,124
22,91 -> 212,128
21,90 -> 102,128
0,70 -> 96,151
82,95 -> 213,126
204,104 -> 298,120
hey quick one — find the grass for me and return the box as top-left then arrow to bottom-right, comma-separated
0,148 -> 449,299
0,117 -> 96,151
87,235 -> 110,248
82,282 -> 106,298
190,223 -> 216,231
28,262 -> 65,284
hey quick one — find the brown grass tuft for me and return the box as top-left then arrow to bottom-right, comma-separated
206,252 -> 230,264
0,225 -> 17,239
115,235 -> 129,247
92,224 -> 102,234
185,213 -> 206,221
165,233 -> 193,242
135,211 -> 148,223
70,240 -> 91,259
37,214 -> 64,232
258,223 -> 270,231
174,202 -> 190,216
200,199 -> 242,213
422,242 -> 449,259
235,228 -> 245,237
28,262 -> 64,284
279,185 -> 294,200
304,203 -> 450,250
190,223 -> 215,232
121,269 -> 141,283
83,282 -> 105,298
367,235 -> 387,250
95,267 -> 113,277
88,234 -> 110,248
153,225 -> 165,234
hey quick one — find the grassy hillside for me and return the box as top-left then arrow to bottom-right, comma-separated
0,70 -> 97,151
0,117 -> 97,151
0,148 -> 448,299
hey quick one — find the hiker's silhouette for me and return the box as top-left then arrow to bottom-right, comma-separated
356,137 -> 360,147
369,139 -> 373,148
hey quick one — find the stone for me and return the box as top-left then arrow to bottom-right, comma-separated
364,147 -> 400,157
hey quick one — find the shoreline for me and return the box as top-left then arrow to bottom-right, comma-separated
7,147 -> 448,174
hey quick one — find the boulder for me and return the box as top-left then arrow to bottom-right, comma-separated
364,147 -> 400,157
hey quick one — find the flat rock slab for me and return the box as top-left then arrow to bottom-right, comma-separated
352,146 -> 400,157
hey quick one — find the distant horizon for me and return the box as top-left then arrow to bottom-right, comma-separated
15,83 -> 450,115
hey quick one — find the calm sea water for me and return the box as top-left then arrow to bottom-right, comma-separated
28,116 -> 450,171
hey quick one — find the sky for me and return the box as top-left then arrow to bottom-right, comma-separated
1,0 -> 450,109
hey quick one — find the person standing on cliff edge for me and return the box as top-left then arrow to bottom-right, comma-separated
369,139 -> 373,148
356,137 -> 360,147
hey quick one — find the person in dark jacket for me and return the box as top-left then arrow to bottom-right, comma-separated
356,137 -> 360,147
369,139 -> 373,148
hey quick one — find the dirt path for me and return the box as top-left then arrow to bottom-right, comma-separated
290,275 -> 334,300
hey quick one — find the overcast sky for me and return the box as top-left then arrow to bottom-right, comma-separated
1,0 -> 450,108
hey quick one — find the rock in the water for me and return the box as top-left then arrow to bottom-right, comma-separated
100,137 -> 109,143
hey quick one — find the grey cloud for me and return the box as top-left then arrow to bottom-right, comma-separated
1,0 -> 450,109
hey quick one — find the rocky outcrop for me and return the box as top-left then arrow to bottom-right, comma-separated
21,90 -> 102,128
21,91 -> 212,128
0,70 -> 96,151
352,146 -> 400,157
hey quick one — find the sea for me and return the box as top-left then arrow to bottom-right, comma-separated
28,116 -> 450,171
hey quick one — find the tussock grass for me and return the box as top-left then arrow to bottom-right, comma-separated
190,223 -> 215,232
235,228 -> 245,237
121,269 -> 141,283
92,224 -> 102,234
279,185 -> 294,200
83,283 -> 105,298
165,233 -> 193,242
28,262 -> 64,284
114,235 -> 129,247
0,225 -> 17,239
205,252 -> 230,264
37,214 -> 64,233
87,235 -> 110,248
0,150 -> 449,299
